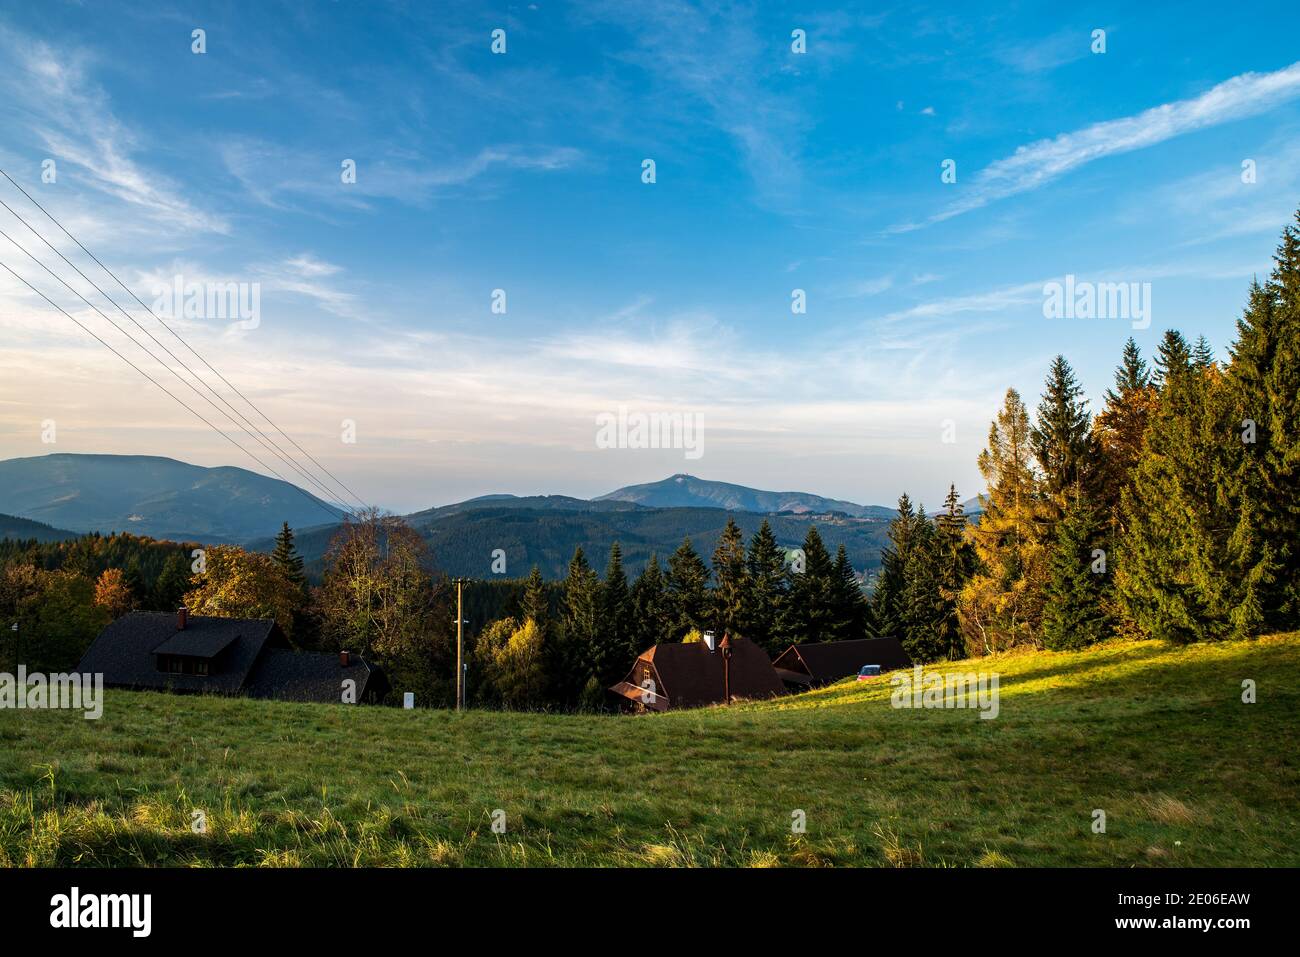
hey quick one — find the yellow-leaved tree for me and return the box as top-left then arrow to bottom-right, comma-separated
959,388 -> 1050,654
183,545 -> 299,640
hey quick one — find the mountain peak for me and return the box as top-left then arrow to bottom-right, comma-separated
595,475 -> 894,519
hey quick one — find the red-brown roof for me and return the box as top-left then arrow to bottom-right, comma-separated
772,636 -> 912,684
611,636 -> 785,709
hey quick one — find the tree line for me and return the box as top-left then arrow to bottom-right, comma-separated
880,210 -> 1300,656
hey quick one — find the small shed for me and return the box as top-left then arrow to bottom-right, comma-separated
772,636 -> 912,688
609,636 -> 785,711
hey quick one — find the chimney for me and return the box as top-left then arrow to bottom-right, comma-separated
177,606 -> 188,631
340,650 -> 350,667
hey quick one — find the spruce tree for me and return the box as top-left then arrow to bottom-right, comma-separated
630,554 -> 668,653
271,521 -> 310,640
594,542 -> 631,688
829,544 -> 868,641
900,509 -> 948,662
520,564 -> 548,627
1153,329 -> 1192,388
784,525 -> 836,643
1094,338 -> 1157,533
1118,359 -> 1241,641
1222,214 -> 1300,631
872,494 -> 917,639
552,546 -> 599,702
711,517 -> 747,636
272,521 -> 307,591
935,484 -> 976,659
1031,354 -> 1096,515
740,520 -> 787,654
1042,495 -> 1110,650
666,537 -> 711,639
1192,335 -> 1215,369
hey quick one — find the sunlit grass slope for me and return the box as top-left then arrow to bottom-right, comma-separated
2,636 -> 1296,866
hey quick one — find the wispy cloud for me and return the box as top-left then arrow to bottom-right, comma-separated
890,60 -> 1300,233
0,30 -> 229,235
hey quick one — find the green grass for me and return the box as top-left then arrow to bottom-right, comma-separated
2,636 -> 1297,867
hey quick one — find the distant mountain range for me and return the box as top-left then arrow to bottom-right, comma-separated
594,473 -> 896,519
0,453 -> 342,543
0,454 -> 979,578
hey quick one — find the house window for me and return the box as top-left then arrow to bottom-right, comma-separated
194,659 -> 209,676
167,656 -> 183,674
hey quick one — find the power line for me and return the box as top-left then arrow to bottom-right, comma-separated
0,194 -> 361,511
0,166 -> 371,514
0,223 -> 357,519
0,258 -> 351,526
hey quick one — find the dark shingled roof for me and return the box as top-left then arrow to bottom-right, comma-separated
76,612 -> 385,704
78,612 -> 283,695
245,648 -> 387,703
611,636 -> 784,710
772,636 -> 912,686
151,628 -> 239,659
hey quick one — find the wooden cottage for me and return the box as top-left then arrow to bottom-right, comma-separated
772,636 -> 912,688
609,635 -> 785,711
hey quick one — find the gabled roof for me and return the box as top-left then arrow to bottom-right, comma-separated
151,628 -> 239,659
772,636 -> 912,685
77,611 -> 283,695
612,636 -> 785,709
245,648 -> 386,703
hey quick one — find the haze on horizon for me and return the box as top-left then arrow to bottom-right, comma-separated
2,2 -> 1300,514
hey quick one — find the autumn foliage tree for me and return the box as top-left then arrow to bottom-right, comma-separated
183,545 -> 299,638
93,567 -> 135,619
959,388 -> 1049,653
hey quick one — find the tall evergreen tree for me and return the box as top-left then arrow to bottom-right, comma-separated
829,544 -> 868,641
899,509 -> 949,662
665,537 -> 711,639
1094,338 -> 1157,533
271,521 -> 307,591
1153,329 -> 1192,388
740,520 -> 788,654
784,525 -> 836,643
1031,354 -> 1096,514
592,542 -> 632,688
872,493 -> 917,638
271,521 -> 311,641
552,546 -> 599,702
711,517 -> 747,636
520,564 -> 548,627
1042,496 -> 1111,650
934,484 -> 977,659
1222,216 -> 1300,631
1191,335 -> 1216,369
629,553 -> 669,653
1118,358 -> 1244,641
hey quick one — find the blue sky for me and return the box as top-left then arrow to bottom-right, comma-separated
2,1 -> 1299,513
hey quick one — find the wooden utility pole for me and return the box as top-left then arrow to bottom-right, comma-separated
720,632 -> 733,705
453,578 -> 467,710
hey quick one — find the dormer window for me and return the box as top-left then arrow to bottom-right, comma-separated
159,654 -> 212,676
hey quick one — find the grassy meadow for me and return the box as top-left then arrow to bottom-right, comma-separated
2,635 -> 1297,867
